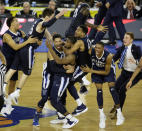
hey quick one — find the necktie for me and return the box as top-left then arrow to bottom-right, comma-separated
118,47 -> 128,69
130,10 -> 134,19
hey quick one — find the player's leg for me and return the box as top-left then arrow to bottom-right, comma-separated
50,91 -> 67,124
95,83 -> 106,129
10,46 -> 34,104
109,69 -> 128,118
67,81 -> 88,116
50,75 -> 78,129
108,82 -> 125,125
8,80 -> 16,95
0,95 -> 4,112
33,70 -> 53,126
3,69 -> 17,93
10,73 -> 29,105
79,76 -> 90,94
1,71 -> 18,116
73,67 -> 89,94
0,69 -> 5,112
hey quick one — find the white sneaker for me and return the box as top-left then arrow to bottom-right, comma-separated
1,106 -> 14,115
0,97 -> 14,116
82,76 -> 90,86
116,112 -> 125,125
62,115 -> 79,129
99,114 -> 106,129
10,90 -> 20,104
50,117 -> 67,124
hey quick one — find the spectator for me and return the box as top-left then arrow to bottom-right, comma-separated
123,0 -> 141,19
48,0 -> 60,15
16,2 -> 37,18
0,2 -> 12,17
135,5 -> 142,18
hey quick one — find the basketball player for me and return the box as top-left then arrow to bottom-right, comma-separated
1,17 -> 37,115
81,42 -> 124,128
65,1 -> 107,37
33,34 -> 70,127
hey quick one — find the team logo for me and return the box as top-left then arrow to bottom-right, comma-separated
0,106 -> 56,128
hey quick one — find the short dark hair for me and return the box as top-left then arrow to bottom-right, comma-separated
67,36 -> 77,44
42,8 -> 54,18
79,25 -> 88,34
53,34 -> 62,41
96,41 -> 105,47
6,17 -> 16,27
125,32 -> 134,40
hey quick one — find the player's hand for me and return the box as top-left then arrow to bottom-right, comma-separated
96,2 -> 103,7
106,2 -> 110,9
56,9 -> 67,19
21,30 -> 26,38
80,65 -> 91,73
63,65 -> 75,73
126,80 -> 132,90
46,40 -> 52,48
97,25 -> 108,32
27,36 -> 38,44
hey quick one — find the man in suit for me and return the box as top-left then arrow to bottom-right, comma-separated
92,0 -> 126,45
88,0 -> 116,45
109,32 -> 141,118
126,57 -> 142,90
123,0 -> 140,19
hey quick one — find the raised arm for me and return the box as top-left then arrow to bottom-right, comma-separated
64,40 -> 82,55
46,41 -> 75,65
42,9 -> 67,28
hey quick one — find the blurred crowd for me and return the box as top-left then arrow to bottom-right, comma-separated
0,0 -> 142,18
0,0 -> 142,30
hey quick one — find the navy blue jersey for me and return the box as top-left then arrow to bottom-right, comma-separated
91,48 -> 115,71
65,3 -> 90,37
29,18 -> 45,40
73,3 -> 90,18
47,47 -> 66,75
1,30 -> 22,58
76,36 -> 92,67
27,18 -> 45,49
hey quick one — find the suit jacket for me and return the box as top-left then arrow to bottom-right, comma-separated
106,0 -> 123,16
113,44 -> 141,63
136,8 -> 142,18
123,8 -> 138,19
